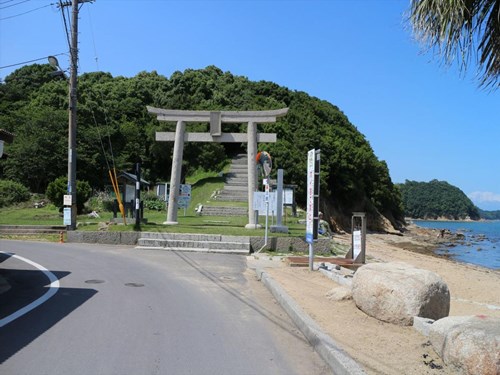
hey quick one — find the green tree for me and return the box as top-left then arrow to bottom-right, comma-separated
398,179 -> 480,220
0,179 -> 30,207
3,106 -> 67,192
409,0 -> 500,89
0,64 -> 406,230
46,176 -> 92,214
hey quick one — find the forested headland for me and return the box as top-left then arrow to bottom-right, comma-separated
0,65 -> 405,231
398,180 -> 481,220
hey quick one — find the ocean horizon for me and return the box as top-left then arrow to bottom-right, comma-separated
413,220 -> 500,270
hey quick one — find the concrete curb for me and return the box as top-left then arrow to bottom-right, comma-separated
255,267 -> 366,375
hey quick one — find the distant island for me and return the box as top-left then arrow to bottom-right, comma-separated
477,208 -> 500,220
398,180 -> 482,221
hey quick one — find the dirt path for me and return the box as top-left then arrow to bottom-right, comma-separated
261,230 -> 500,374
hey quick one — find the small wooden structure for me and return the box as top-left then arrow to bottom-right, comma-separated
112,171 -> 149,219
286,212 -> 367,271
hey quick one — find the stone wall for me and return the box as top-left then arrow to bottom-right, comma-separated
250,236 -> 332,254
67,231 -> 140,245
67,231 -> 333,254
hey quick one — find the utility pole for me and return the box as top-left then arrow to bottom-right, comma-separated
67,0 -> 78,230
59,0 -> 93,230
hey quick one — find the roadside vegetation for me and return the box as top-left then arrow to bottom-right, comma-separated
0,168 -> 307,239
0,65 -> 405,232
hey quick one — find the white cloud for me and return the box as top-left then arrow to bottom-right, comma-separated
468,191 -> 500,203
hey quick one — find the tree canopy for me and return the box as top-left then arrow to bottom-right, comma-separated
0,64 -> 404,230
409,0 -> 500,89
398,179 -> 480,220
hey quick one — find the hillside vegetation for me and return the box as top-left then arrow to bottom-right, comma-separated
478,209 -> 500,220
398,180 -> 480,220
0,65 -> 404,231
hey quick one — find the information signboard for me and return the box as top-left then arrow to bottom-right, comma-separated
63,207 -> 71,225
353,230 -> 362,258
177,184 -> 191,208
63,194 -> 72,206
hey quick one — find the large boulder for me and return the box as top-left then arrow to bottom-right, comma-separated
352,262 -> 450,325
429,315 -> 500,375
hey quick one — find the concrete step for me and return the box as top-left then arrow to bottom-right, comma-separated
222,185 -> 247,191
226,171 -> 248,178
230,155 -> 247,165
137,238 -> 249,251
225,178 -> 248,187
217,189 -> 247,195
229,164 -> 247,170
136,232 -> 250,255
214,195 -> 248,202
201,206 -> 248,216
135,246 -> 249,255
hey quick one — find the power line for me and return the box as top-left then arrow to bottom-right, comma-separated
0,0 -> 19,5
0,53 -> 66,70
59,0 -> 72,54
0,0 -> 30,10
0,3 -> 53,20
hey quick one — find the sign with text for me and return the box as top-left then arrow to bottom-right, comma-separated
63,207 -> 71,225
63,194 -> 72,206
177,184 -> 191,208
353,230 -> 362,258
306,149 -> 315,244
253,191 -> 274,214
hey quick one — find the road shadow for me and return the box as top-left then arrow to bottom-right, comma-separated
0,254 -> 98,364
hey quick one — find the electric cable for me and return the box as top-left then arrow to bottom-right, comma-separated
0,53 -> 65,70
58,0 -> 72,55
0,0 -> 18,5
84,3 -> 125,222
0,0 -> 30,10
0,2 -> 51,20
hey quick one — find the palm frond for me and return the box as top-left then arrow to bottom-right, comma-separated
409,0 -> 500,89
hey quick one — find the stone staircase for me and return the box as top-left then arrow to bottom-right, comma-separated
136,232 -> 250,255
213,154 -> 248,203
198,154 -> 249,217
199,206 -> 248,216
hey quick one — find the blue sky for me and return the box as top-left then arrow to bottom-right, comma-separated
1,0 -> 499,210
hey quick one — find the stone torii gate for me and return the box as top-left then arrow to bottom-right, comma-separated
147,106 -> 288,228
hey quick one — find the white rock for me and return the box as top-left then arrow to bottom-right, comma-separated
352,262 -> 450,325
326,286 -> 352,301
429,315 -> 500,375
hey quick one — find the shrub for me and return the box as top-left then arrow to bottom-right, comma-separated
45,176 -> 93,214
86,190 -> 115,212
0,179 -> 31,207
143,191 -> 165,211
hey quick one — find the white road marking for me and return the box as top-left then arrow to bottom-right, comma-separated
0,251 -> 60,328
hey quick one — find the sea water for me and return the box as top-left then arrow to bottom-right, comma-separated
414,220 -> 500,270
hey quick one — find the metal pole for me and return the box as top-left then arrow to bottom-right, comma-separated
135,162 -> 141,227
309,243 -> 314,271
67,0 -> 79,231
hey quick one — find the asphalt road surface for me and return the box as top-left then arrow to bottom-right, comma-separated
0,240 -> 329,375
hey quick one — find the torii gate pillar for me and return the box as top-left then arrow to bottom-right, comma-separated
148,107 -> 288,228
246,121 -> 258,229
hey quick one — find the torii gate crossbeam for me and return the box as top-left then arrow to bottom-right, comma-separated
148,106 -> 288,228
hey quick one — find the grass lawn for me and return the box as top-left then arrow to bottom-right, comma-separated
0,169 -> 308,238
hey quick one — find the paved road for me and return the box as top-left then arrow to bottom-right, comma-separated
0,240 -> 328,375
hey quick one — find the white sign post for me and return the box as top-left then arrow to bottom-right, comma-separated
306,150 -> 315,244
306,149 -> 320,271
